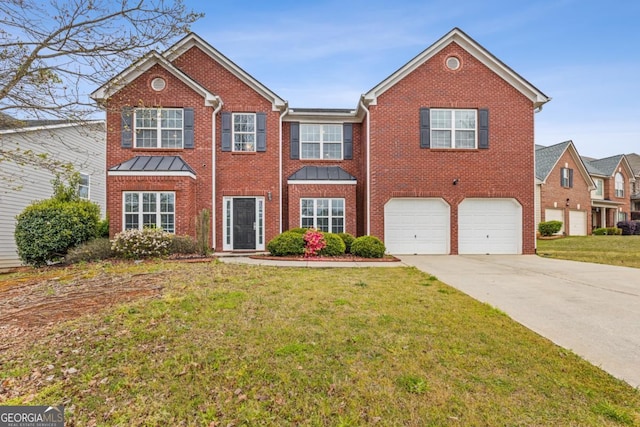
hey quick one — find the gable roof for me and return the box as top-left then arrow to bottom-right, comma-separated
163,33 -> 286,111
585,155 -> 635,181
625,153 -> 640,177
363,27 -> 550,109
535,140 -> 594,188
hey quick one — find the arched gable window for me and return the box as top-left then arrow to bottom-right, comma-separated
615,172 -> 625,198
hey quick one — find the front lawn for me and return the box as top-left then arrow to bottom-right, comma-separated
537,235 -> 640,268
1,261 -> 639,426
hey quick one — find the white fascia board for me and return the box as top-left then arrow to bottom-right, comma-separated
108,171 -> 196,180
287,180 -> 357,185
284,110 -> 361,123
363,28 -> 550,108
164,34 -> 286,111
0,120 -> 104,135
91,52 -> 218,107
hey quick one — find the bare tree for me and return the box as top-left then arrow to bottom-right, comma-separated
0,0 -> 202,182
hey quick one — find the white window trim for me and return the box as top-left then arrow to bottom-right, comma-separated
232,113 -> 256,152
615,173 -> 625,198
300,123 -> 343,160
78,172 -> 90,200
222,196 -> 265,251
300,198 -> 345,233
592,178 -> 604,199
561,167 -> 572,188
431,109 -> 477,149
134,108 -> 184,149
122,191 -> 176,233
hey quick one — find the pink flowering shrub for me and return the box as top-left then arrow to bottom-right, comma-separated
303,229 -> 326,258
111,228 -> 172,259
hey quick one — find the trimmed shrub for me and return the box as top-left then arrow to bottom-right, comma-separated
64,238 -> 114,264
267,231 -> 305,256
538,220 -> 563,237
111,228 -> 172,259
15,198 -> 100,267
593,228 -> 607,235
169,235 -> 198,255
287,227 -> 309,234
351,235 -> 386,258
97,217 -> 109,238
319,233 -> 346,257
337,232 -> 355,254
593,227 -> 622,236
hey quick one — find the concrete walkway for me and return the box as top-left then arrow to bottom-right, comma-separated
399,255 -> 640,388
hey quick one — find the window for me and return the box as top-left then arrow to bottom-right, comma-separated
618,211 -> 627,222
300,198 -> 344,233
301,124 -> 342,159
431,109 -> 476,149
134,108 -> 183,148
233,113 -> 256,152
615,173 -> 625,197
594,178 -> 603,197
78,173 -> 90,199
561,168 -> 573,188
124,192 -> 175,233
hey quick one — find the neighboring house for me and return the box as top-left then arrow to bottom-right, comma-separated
582,155 -> 635,228
0,120 -> 106,269
626,153 -> 640,218
535,141 -> 594,236
91,27 -> 549,255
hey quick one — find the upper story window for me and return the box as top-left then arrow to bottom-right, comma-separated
561,167 -> 573,188
134,108 -> 183,148
233,113 -> 256,152
615,172 -> 625,197
301,124 -> 343,159
593,178 -> 603,198
431,109 -> 476,149
78,173 -> 90,199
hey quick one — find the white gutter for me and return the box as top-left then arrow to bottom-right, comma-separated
279,105 -> 289,233
211,96 -> 223,250
359,98 -> 371,235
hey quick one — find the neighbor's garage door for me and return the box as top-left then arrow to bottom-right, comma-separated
384,198 -> 450,254
544,208 -> 564,234
458,198 -> 522,254
569,210 -> 587,236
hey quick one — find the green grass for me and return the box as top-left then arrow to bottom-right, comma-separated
1,260 -> 639,426
537,235 -> 640,268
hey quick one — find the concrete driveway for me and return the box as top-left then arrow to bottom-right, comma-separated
399,255 -> 640,388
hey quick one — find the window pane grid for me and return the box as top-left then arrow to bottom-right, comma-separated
300,198 -> 345,233
431,109 -> 476,149
300,124 -> 343,159
135,108 -> 183,148
233,114 -> 256,152
124,192 -> 175,233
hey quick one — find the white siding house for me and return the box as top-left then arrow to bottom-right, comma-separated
0,121 -> 106,269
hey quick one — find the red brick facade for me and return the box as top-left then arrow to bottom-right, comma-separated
94,29 -> 549,254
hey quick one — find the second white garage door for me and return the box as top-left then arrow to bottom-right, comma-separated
458,198 -> 522,254
569,210 -> 587,236
384,198 -> 450,254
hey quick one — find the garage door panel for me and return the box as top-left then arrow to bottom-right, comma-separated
459,198 -> 522,254
385,198 -> 449,254
569,210 -> 587,236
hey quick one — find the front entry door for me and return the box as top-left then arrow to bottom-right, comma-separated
233,198 -> 256,250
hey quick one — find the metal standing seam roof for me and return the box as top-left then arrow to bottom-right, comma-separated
535,141 -> 571,181
288,166 -> 357,181
109,156 -> 196,174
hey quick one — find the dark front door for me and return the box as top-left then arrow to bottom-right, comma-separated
233,198 -> 256,250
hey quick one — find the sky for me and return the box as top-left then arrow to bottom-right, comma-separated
179,0 -> 640,159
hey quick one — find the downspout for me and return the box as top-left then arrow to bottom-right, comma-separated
211,96 -> 223,251
279,105 -> 289,233
359,98 -> 371,235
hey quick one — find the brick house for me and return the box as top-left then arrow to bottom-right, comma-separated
91,28 -> 549,254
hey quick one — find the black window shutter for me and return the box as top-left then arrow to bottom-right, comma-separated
256,112 -> 266,152
343,123 -> 353,159
290,122 -> 300,160
478,109 -> 489,149
569,168 -> 574,188
221,112 -> 232,152
121,107 -> 133,148
560,168 -> 564,186
419,108 -> 430,148
183,108 -> 194,149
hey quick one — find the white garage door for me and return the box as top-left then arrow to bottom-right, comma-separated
459,198 -> 522,254
384,198 -> 450,254
544,208 -> 564,234
569,210 -> 587,236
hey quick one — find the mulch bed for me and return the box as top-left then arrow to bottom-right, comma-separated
249,254 -> 400,262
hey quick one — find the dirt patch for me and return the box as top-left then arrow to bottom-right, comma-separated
250,254 -> 400,262
0,267 -> 164,351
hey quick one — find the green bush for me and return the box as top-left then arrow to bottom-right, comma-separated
267,231 -> 305,256
593,228 -> 607,235
287,227 -> 309,234
97,217 -> 109,238
111,228 -> 172,259
351,235 -> 386,258
64,238 -> 114,264
337,232 -> 355,254
319,233 -> 346,257
593,227 -> 622,236
538,220 -> 563,237
15,198 -> 100,267
169,235 -> 199,255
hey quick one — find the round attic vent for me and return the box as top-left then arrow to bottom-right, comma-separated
151,77 -> 166,91
446,56 -> 461,70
